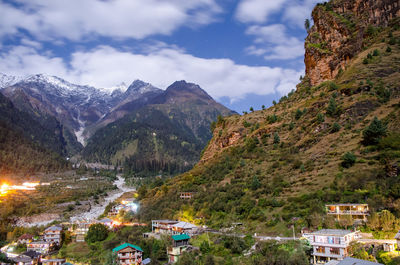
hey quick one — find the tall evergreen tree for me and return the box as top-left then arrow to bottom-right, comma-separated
362,117 -> 387,145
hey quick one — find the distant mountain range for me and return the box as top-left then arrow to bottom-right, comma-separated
0,73 -> 234,174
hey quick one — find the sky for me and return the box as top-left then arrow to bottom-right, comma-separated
0,0 -> 320,113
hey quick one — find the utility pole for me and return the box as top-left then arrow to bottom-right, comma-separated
292,224 -> 295,240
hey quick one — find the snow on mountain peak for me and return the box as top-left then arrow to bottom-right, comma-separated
0,73 -> 24,89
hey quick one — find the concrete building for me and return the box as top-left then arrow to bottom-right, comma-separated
44,225 -> 62,245
26,241 -> 53,254
179,192 -> 196,200
326,204 -> 369,223
151,220 -> 198,236
303,229 -> 360,264
112,243 -> 143,265
168,234 -> 191,264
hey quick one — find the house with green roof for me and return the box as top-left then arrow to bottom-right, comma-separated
112,243 -> 143,265
168,234 -> 191,264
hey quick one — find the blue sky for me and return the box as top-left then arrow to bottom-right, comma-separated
0,0 -> 320,113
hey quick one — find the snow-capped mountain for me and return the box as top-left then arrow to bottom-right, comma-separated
0,73 -> 162,147
0,73 -> 24,89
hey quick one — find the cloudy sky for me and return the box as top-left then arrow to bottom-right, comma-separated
0,0 -> 319,112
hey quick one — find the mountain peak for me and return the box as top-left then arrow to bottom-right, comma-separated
126,79 -> 161,95
165,80 -> 212,101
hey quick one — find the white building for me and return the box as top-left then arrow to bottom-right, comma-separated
44,226 -> 62,245
151,220 -> 198,236
303,229 -> 360,264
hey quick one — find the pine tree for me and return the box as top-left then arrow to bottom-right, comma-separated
362,117 -> 387,145
326,97 -> 337,117
304,18 -> 310,32
273,132 -> 280,144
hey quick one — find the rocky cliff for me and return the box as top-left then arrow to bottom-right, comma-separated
305,0 -> 400,86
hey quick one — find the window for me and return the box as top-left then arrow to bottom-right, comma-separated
330,248 -> 340,255
316,246 -> 325,253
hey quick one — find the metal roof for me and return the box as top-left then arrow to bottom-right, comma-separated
308,229 -> 355,236
172,234 -> 191,241
172,221 -> 197,229
325,203 -> 368,206
112,243 -> 143,253
45,225 -> 62,231
336,257 -> 382,265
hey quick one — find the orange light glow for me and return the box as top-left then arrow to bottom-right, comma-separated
0,183 -> 10,196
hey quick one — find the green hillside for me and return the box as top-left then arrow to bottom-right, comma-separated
137,15 -> 400,234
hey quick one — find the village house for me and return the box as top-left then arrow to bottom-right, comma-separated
151,220 -> 198,236
168,234 -> 191,264
325,204 -> 369,223
44,225 -> 62,245
179,192 -> 196,200
26,241 -> 53,254
112,243 -> 143,265
74,221 -> 91,242
303,229 -> 360,264
41,258 -> 66,265
22,250 -> 42,262
17,234 -> 33,245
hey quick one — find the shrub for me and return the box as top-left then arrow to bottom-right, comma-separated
386,46 -> 392,53
362,117 -> 387,145
367,53 -> 373,59
85,224 -> 109,243
373,49 -> 380,56
326,97 -> 338,117
330,122 -> 341,133
273,133 -> 280,144
363,58 -> 369,64
317,113 -> 325,123
295,109 -> 303,120
341,152 -> 356,168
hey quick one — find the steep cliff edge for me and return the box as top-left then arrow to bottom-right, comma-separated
305,0 -> 400,86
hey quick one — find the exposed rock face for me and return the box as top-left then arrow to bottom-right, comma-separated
305,0 -> 400,86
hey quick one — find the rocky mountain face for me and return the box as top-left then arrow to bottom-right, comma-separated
138,2 -> 400,230
305,0 -> 400,86
82,80 -> 235,175
0,74 -> 234,175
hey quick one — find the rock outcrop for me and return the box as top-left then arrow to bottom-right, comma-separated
305,0 -> 400,86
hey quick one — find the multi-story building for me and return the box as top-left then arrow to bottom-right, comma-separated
74,221 -> 91,242
168,234 -> 191,264
112,243 -> 143,265
44,226 -> 62,245
26,241 -> 53,254
325,204 -> 369,223
303,229 -> 360,264
41,258 -> 66,265
151,220 -> 198,236
17,233 -> 33,244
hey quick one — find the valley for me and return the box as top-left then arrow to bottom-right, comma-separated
1,0 -> 400,264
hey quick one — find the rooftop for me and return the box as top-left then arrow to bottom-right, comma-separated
152,219 -> 179,224
395,230 -> 400,239
172,221 -> 197,229
326,203 -> 368,206
19,233 -> 34,239
326,257 -> 382,265
28,240 -> 51,245
112,243 -> 143,253
45,225 -> 62,231
172,234 -> 191,241
308,229 -> 355,236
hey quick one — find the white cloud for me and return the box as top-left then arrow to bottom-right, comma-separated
283,0 -> 320,28
0,44 -> 302,102
235,0 -> 287,23
245,24 -> 304,60
0,0 -> 221,41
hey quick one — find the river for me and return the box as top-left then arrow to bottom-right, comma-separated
17,175 -> 135,226
70,175 -> 135,221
